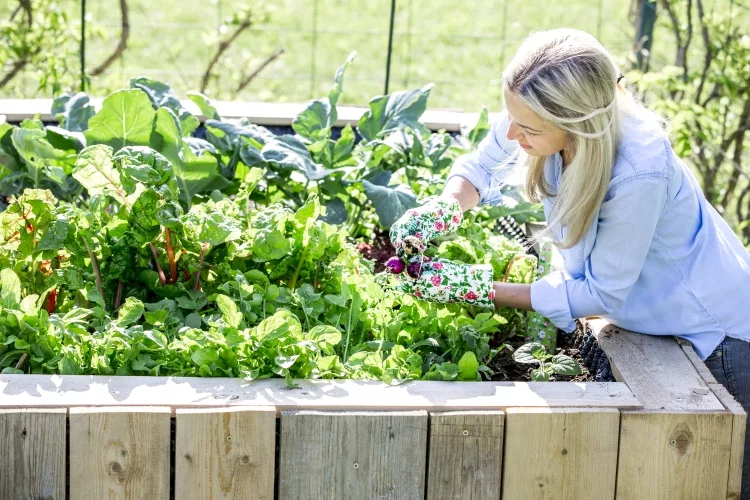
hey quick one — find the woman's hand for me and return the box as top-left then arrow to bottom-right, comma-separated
392,256 -> 496,308
389,198 -> 463,257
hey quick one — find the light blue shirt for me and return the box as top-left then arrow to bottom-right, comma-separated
448,109 -> 750,360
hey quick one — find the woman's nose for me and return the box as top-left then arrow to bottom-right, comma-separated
506,121 -> 522,142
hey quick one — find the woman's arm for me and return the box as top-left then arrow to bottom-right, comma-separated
442,176 -> 480,212
493,282 -> 533,310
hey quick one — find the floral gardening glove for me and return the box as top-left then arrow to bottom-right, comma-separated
389,197 -> 463,257
393,256 -> 496,309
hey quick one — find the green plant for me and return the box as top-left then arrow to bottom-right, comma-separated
511,342 -> 582,381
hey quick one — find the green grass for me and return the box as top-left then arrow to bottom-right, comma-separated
0,0 -> 742,111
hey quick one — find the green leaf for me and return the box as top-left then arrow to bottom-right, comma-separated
332,124 -> 355,165
73,145 -> 130,206
549,354 -> 583,376
357,84 -> 433,142
51,92 -> 96,132
512,342 -> 547,364
216,294 -> 242,328
152,107 -> 227,208
466,106 -> 490,149
328,51 -> 356,120
292,100 -> 330,142
192,348 -> 219,366
0,269 -> 22,309
117,297 -> 145,327
183,210 -> 242,248
129,77 -> 199,136
361,180 -> 418,229
85,90 -> 156,150
252,229 -> 290,262
457,351 -> 479,381
262,135 -> 332,181
308,325 -> 342,345
187,92 -> 221,120
11,128 -> 67,171
321,198 -> 347,225
204,120 -> 273,155
530,369 -> 551,381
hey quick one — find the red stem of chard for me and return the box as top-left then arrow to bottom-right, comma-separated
165,228 -> 177,284
46,289 -> 56,314
149,242 -> 167,286
194,242 -> 210,291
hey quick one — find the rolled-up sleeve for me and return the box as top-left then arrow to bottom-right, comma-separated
530,173 -> 670,331
446,110 -> 519,206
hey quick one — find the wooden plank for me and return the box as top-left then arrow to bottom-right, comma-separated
710,384 -> 747,500
681,343 -> 718,384
278,410 -> 427,500
502,408 -> 619,500
589,319 -> 723,410
0,375 -> 641,411
175,407 -> 276,500
427,411 -> 504,500
69,407 -> 171,500
0,98 -> 490,132
616,410 -> 733,500
0,408 -> 66,500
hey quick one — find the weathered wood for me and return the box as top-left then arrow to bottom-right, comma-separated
680,342 -> 718,384
278,410 -> 428,500
0,98 -> 488,132
426,411 -> 504,500
175,407 -> 276,500
0,375 -> 641,411
69,407 -> 171,500
0,408 -> 66,500
589,319 -> 723,410
616,410 -> 733,500
710,384 -> 747,500
502,408 -> 619,500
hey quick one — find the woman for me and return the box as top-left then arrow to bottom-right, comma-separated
389,28 -> 750,497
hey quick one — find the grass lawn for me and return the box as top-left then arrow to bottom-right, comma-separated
0,0 -> 742,112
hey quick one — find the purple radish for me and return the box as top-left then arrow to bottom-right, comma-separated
406,261 -> 423,279
385,256 -> 406,274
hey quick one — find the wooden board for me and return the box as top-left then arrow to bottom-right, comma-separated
278,410 -> 428,500
175,407 -> 276,500
427,411 -> 504,500
710,384 -> 747,500
681,343 -> 718,384
0,408 -> 66,500
0,375 -> 641,411
616,410 -> 733,500
589,320 -> 723,410
69,407 -> 171,500
502,408 -> 619,500
0,98 -> 489,131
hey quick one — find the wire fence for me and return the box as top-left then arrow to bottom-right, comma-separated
38,0 -> 652,110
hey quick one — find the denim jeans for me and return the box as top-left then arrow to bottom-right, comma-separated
704,336 -> 750,500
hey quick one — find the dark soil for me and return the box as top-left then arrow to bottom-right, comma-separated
488,320 -> 594,382
356,229 -> 396,273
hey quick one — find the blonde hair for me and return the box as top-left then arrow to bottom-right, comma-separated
500,28 -> 664,248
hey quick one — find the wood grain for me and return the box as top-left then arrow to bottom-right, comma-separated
589,319 -> 723,410
502,408 -> 619,500
0,408 -> 66,500
710,384 -> 747,500
69,406 -> 171,500
278,410 -> 427,500
427,411 -> 504,500
616,410 -> 733,500
175,407 -> 276,500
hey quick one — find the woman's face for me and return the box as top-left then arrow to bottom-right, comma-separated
503,87 -> 569,157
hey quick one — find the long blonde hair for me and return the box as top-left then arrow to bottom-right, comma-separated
501,28 -> 662,248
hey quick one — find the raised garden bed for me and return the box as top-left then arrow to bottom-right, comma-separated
0,320 -> 744,500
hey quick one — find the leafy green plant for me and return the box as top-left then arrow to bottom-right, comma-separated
511,342 -> 582,381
